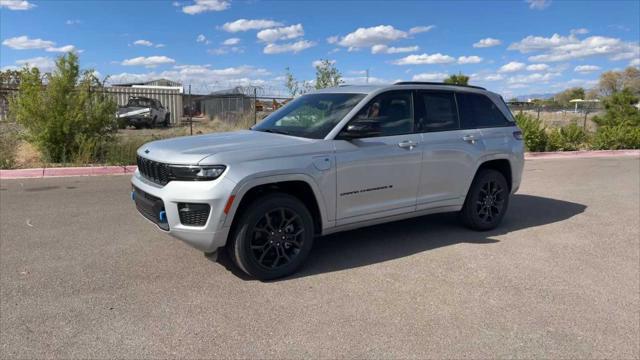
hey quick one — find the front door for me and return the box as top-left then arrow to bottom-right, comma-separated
334,90 -> 422,224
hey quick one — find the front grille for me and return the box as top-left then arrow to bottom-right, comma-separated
178,203 -> 210,226
137,156 -> 170,185
133,186 -> 169,231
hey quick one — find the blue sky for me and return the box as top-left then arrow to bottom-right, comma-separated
1,0 -> 639,97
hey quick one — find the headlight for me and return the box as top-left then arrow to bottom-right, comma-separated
168,165 -> 226,181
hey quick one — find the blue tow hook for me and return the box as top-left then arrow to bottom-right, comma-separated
130,191 -> 136,201
159,210 -> 167,223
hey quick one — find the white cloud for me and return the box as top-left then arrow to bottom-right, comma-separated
473,37 -> 502,48
121,56 -> 176,68
409,25 -> 435,34
507,72 -> 560,84
371,44 -> 419,54
412,72 -> 448,81
526,63 -> 549,71
134,39 -> 153,47
526,0 -> 551,10
155,44 -> 166,48
222,19 -> 283,32
574,65 -> 601,73
482,74 -> 504,81
182,0 -> 229,14
15,57 -> 55,72
0,0 -> 36,10
509,32 -> 640,62
257,24 -> 304,43
498,61 -> 527,73
458,56 -> 483,64
336,25 -> 409,49
326,36 -> 339,44
2,35 -> 54,50
45,45 -> 77,52
196,34 -> 210,44
263,40 -> 315,54
571,28 -> 589,35
222,38 -> 240,46
312,59 -> 336,68
65,19 -> 81,25
393,53 -> 456,65
208,46 -> 244,55
342,76 -> 391,85
2,35 -> 78,53
106,65 -> 271,92
630,58 -> 640,67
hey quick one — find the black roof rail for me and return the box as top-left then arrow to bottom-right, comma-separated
394,81 -> 486,90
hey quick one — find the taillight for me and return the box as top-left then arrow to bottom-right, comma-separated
513,130 -> 523,140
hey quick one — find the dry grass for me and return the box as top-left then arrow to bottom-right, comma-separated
516,110 -> 602,132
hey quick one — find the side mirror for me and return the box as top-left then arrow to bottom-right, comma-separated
339,119 -> 381,139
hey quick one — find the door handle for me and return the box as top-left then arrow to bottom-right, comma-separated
398,140 -> 417,150
462,134 -> 477,144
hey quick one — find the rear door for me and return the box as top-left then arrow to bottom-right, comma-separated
334,90 -> 422,223
415,90 -> 483,208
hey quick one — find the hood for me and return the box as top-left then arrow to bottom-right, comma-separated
117,107 -> 150,118
137,130 -> 314,165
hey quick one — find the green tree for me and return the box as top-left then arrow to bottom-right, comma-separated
443,72 -> 470,85
314,60 -> 343,89
10,52 -> 117,163
554,87 -> 586,107
592,88 -> 640,128
284,67 -> 312,97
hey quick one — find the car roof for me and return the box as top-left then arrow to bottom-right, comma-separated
312,82 -> 496,96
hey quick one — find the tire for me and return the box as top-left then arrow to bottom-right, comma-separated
227,193 -> 314,280
460,169 -> 510,231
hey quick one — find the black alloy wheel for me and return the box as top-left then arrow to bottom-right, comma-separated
460,169 -> 509,231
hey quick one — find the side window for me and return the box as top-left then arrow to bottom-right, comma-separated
457,92 -> 509,128
416,91 -> 459,132
352,91 -> 413,137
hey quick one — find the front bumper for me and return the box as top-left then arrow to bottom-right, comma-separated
131,170 -> 236,253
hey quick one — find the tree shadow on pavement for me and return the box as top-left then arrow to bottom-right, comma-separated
216,194 -> 586,281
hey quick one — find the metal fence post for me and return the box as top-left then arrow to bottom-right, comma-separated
188,84 -> 192,136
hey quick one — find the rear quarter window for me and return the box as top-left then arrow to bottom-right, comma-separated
457,92 -> 510,128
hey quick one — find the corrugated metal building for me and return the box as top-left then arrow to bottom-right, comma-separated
197,87 -> 253,123
108,79 -> 183,124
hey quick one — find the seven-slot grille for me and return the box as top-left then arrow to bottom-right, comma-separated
137,155 -> 170,185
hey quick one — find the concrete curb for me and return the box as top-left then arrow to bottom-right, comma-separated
1,165 -> 137,180
524,149 -> 639,160
1,150 -> 638,180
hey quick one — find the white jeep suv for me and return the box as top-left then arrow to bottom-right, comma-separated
131,82 -> 524,279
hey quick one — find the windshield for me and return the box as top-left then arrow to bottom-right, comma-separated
253,93 -> 365,139
127,98 -> 153,107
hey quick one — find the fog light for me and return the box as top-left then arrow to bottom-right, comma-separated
178,203 -> 211,226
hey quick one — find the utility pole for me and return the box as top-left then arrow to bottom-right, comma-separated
365,69 -> 369,84
188,84 -> 192,136
254,87 -> 257,125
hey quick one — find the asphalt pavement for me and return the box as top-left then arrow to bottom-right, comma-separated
1,156 -> 638,358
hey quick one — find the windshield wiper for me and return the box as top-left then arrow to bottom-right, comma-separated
259,128 -> 291,135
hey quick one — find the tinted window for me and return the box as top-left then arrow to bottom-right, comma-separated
457,92 -> 509,128
416,91 -> 459,132
351,91 -> 413,137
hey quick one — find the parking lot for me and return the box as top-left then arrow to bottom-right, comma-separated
1,156 -> 638,358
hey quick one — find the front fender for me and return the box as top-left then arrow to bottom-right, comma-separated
222,172 -> 332,231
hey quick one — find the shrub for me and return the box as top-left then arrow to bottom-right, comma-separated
591,125 -> 640,150
547,123 -> 588,151
0,122 -> 20,169
9,53 -> 117,163
592,88 -> 640,128
514,112 -> 548,152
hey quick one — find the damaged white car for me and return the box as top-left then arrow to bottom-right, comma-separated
117,97 -> 170,129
